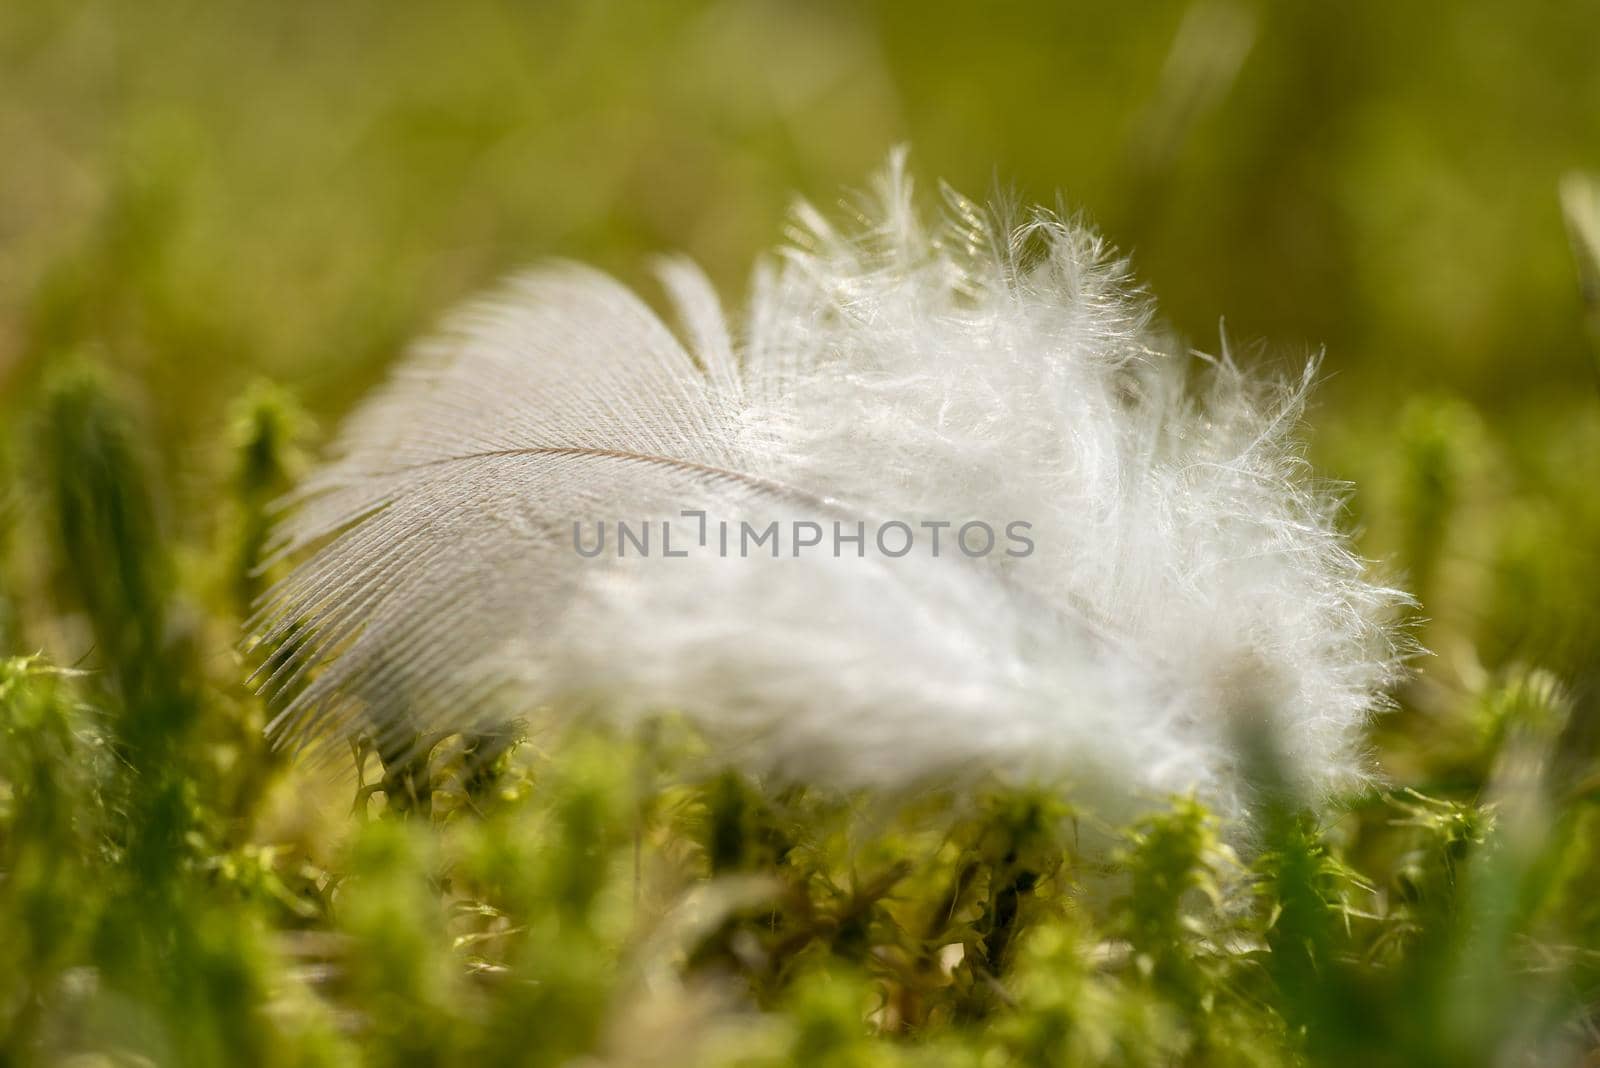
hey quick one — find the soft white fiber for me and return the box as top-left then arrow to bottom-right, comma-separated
252,153 -> 1407,818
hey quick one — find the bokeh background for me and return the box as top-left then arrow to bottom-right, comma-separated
2,3 -> 1599,1064
4,2 -> 1597,410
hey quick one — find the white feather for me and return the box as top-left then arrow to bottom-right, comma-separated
252,153 -> 1408,817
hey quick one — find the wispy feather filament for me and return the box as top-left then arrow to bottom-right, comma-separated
252,153 -> 1408,819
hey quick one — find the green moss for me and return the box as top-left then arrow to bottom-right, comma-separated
1,3 -> 1598,1062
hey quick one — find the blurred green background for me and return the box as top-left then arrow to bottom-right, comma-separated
4,0 -> 1597,418
2,3 -> 1600,1064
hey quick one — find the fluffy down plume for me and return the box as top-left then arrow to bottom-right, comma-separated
251,154 -> 1407,818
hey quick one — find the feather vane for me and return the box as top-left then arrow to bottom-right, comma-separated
252,155 -> 1408,816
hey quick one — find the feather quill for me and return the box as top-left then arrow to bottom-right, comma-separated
252,153 -> 1407,817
